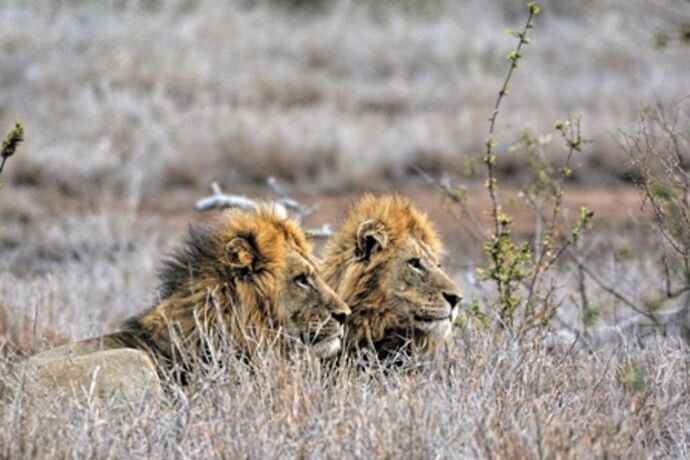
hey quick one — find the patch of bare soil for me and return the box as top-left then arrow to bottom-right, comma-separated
0,184 -> 645,263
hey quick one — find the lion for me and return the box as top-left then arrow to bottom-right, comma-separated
320,194 -> 463,360
26,206 -> 351,385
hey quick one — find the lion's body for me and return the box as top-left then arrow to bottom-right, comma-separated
320,195 -> 462,360
120,211 -> 309,372
27,207 -> 349,384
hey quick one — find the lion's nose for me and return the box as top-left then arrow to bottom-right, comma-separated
442,292 -> 462,309
332,311 -> 348,325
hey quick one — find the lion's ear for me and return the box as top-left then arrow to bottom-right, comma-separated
225,236 -> 256,270
356,219 -> 388,260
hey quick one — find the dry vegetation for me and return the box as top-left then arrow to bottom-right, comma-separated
0,0 -> 689,192
2,0 -> 690,458
3,331 -> 689,458
2,206 -> 690,457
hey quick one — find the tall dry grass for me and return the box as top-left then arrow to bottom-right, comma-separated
1,199 -> 688,457
2,328 -> 688,458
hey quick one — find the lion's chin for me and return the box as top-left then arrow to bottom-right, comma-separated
310,336 -> 342,359
414,317 -> 452,338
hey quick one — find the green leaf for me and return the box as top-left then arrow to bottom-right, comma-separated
1,121 -> 24,160
618,359 -> 645,394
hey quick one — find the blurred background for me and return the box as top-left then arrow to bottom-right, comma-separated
1,0 -> 689,341
1,0 -> 689,192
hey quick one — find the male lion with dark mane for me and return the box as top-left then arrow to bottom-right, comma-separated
320,195 -> 462,361
26,206 -> 350,387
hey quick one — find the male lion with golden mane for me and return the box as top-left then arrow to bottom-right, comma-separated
320,194 -> 462,360
27,206 -> 350,384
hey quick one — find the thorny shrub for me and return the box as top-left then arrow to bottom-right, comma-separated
627,102 -> 690,323
435,3 -> 594,334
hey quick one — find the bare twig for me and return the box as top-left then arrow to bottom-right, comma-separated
267,176 -> 319,222
575,241 -> 591,326
522,116 -> 588,322
195,180 -> 332,238
195,182 -> 265,213
306,224 -> 333,239
484,5 -> 540,237
412,165 -> 486,243
565,248 -> 648,316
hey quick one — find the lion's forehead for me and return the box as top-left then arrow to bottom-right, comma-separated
408,238 -> 440,264
284,245 -> 317,273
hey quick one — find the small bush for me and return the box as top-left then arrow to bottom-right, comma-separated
438,3 -> 593,334
0,121 -> 24,177
627,102 -> 690,311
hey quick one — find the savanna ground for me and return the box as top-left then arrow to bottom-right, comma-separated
2,0 -> 690,458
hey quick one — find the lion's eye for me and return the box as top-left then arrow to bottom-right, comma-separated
294,274 -> 311,289
408,258 -> 424,271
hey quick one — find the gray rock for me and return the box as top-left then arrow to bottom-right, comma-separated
11,348 -> 161,406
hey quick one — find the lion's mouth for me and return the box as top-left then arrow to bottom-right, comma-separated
303,320 -> 344,359
413,314 -> 451,323
309,335 -> 342,358
413,311 -> 452,337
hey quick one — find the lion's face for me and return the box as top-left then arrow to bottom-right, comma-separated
382,236 -> 461,339
221,215 -> 351,360
279,247 -> 351,359
320,195 -> 463,356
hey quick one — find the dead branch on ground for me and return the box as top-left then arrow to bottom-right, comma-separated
195,179 -> 332,238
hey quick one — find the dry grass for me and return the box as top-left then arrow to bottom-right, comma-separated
1,193 -> 689,458
0,0 -> 689,192
2,0 -> 690,457
2,326 -> 689,457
